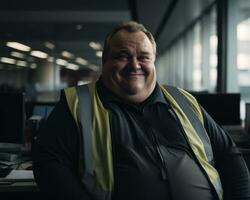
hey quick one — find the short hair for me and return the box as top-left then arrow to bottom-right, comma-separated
102,21 -> 156,64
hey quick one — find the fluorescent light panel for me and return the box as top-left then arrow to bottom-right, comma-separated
45,42 -> 55,50
30,63 -> 37,69
62,51 -> 74,59
96,51 -> 102,58
56,58 -> 68,66
30,50 -> 48,59
88,64 -> 99,71
76,57 -> 88,65
6,42 -> 31,52
89,41 -> 102,50
16,60 -> 28,67
11,51 -> 26,59
0,57 -> 16,64
47,57 -> 55,62
66,63 -> 79,70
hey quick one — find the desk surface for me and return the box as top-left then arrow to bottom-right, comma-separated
0,169 -> 38,192
0,180 -> 38,192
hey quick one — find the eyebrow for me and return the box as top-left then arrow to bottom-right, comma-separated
113,49 -> 152,55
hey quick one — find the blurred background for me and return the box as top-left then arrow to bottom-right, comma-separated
0,0 -> 250,119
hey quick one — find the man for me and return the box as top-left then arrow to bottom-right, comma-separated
33,21 -> 250,200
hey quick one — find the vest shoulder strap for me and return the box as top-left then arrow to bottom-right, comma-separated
162,85 -> 214,165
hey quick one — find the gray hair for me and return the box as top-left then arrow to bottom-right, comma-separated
102,21 -> 156,64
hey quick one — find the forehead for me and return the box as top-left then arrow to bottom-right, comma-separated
108,30 -> 154,53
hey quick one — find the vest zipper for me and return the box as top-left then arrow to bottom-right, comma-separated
151,132 -> 168,180
142,116 -> 168,181
133,109 -> 169,181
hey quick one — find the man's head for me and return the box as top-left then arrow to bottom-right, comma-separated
101,21 -> 157,103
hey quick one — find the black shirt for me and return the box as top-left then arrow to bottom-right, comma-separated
33,80 -> 250,200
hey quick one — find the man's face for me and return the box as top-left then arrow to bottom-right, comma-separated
102,30 -> 156,103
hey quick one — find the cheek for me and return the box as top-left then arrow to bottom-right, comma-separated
104,61 -> 125,75
102,62 -> 122,81
142,63 -> 155,75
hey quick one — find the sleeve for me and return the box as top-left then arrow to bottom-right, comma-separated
32,91 -> 93,200
201,106 -> 250,200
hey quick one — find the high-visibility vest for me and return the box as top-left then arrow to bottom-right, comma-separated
64,82 -> 223,200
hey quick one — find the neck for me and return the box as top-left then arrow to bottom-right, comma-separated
119,83 -> 156,103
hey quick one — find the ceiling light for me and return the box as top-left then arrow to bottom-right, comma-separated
47,57 -> 55,62
66,63 -> 79,70
88,64 -> 99,71
62,51 -> 74,59
11,51 -> 26,59
16,60 -> 28,67
96,51 -> 103,58
89,41 -> 102,50
0,57 -> 16,64
30,50 -> 48,59
56,58 -> 68,66
6,42 -> 31,52
76,57 -> 88,65
45,42 -> 55,50
30,63 -> 37,69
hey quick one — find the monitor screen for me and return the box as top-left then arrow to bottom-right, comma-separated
26,101 -> 55,120
33,104 -> 54,119
191,93 -> 241,126
0,92 -> 25,144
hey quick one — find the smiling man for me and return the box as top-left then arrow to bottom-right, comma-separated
101,25 -> 156,103
33,21 -> 250,200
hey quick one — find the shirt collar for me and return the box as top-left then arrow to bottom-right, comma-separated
96,78 -> 169,108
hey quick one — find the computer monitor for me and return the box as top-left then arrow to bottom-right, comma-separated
26,101 -> 55,120
0,92 -> 25,145
191,93 -> 241,126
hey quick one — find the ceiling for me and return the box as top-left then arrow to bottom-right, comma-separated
0,0 -> 214,73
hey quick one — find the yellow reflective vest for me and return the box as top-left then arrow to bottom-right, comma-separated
64,82 -> 223,200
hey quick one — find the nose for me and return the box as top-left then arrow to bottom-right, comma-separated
129,57 -> 141,70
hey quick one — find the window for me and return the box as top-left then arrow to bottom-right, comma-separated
228,0 -> 250,119
156,6 -> 217,92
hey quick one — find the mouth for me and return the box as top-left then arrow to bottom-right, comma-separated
126,72 -> 144,76
121,70 -> 145,76
119,68 -> 145,79
121,73 -> 145,80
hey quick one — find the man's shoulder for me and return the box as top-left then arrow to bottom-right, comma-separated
160,84 -> 196,101
63,81 -> 97,96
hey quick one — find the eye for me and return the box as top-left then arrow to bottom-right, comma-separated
113,53 -> 130,61
138,55 -> 150,62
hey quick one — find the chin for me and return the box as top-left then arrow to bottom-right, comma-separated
123,86 -> 143,95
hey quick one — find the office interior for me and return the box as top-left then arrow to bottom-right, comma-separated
0,0 -> 250,199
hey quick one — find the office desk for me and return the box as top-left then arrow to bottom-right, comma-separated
0,171 -> 43,200
0,180 -> 38,192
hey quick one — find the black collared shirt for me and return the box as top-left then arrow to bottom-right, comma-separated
96,80 -> 215,200
33,80 -> 250,200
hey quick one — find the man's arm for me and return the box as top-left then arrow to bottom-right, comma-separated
32,92 -> 92,200
201,107 -> 250,200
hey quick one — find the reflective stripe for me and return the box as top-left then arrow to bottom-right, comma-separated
65,82 -> 223,200
66,84 -> 113,200
76,85 -> 94,178
161,85 -> 223,200
88,83 -> 114,192
214,176 -> 224,200
164,85 -> 214,164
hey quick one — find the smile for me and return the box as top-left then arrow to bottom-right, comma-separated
123,72 -> 145,77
